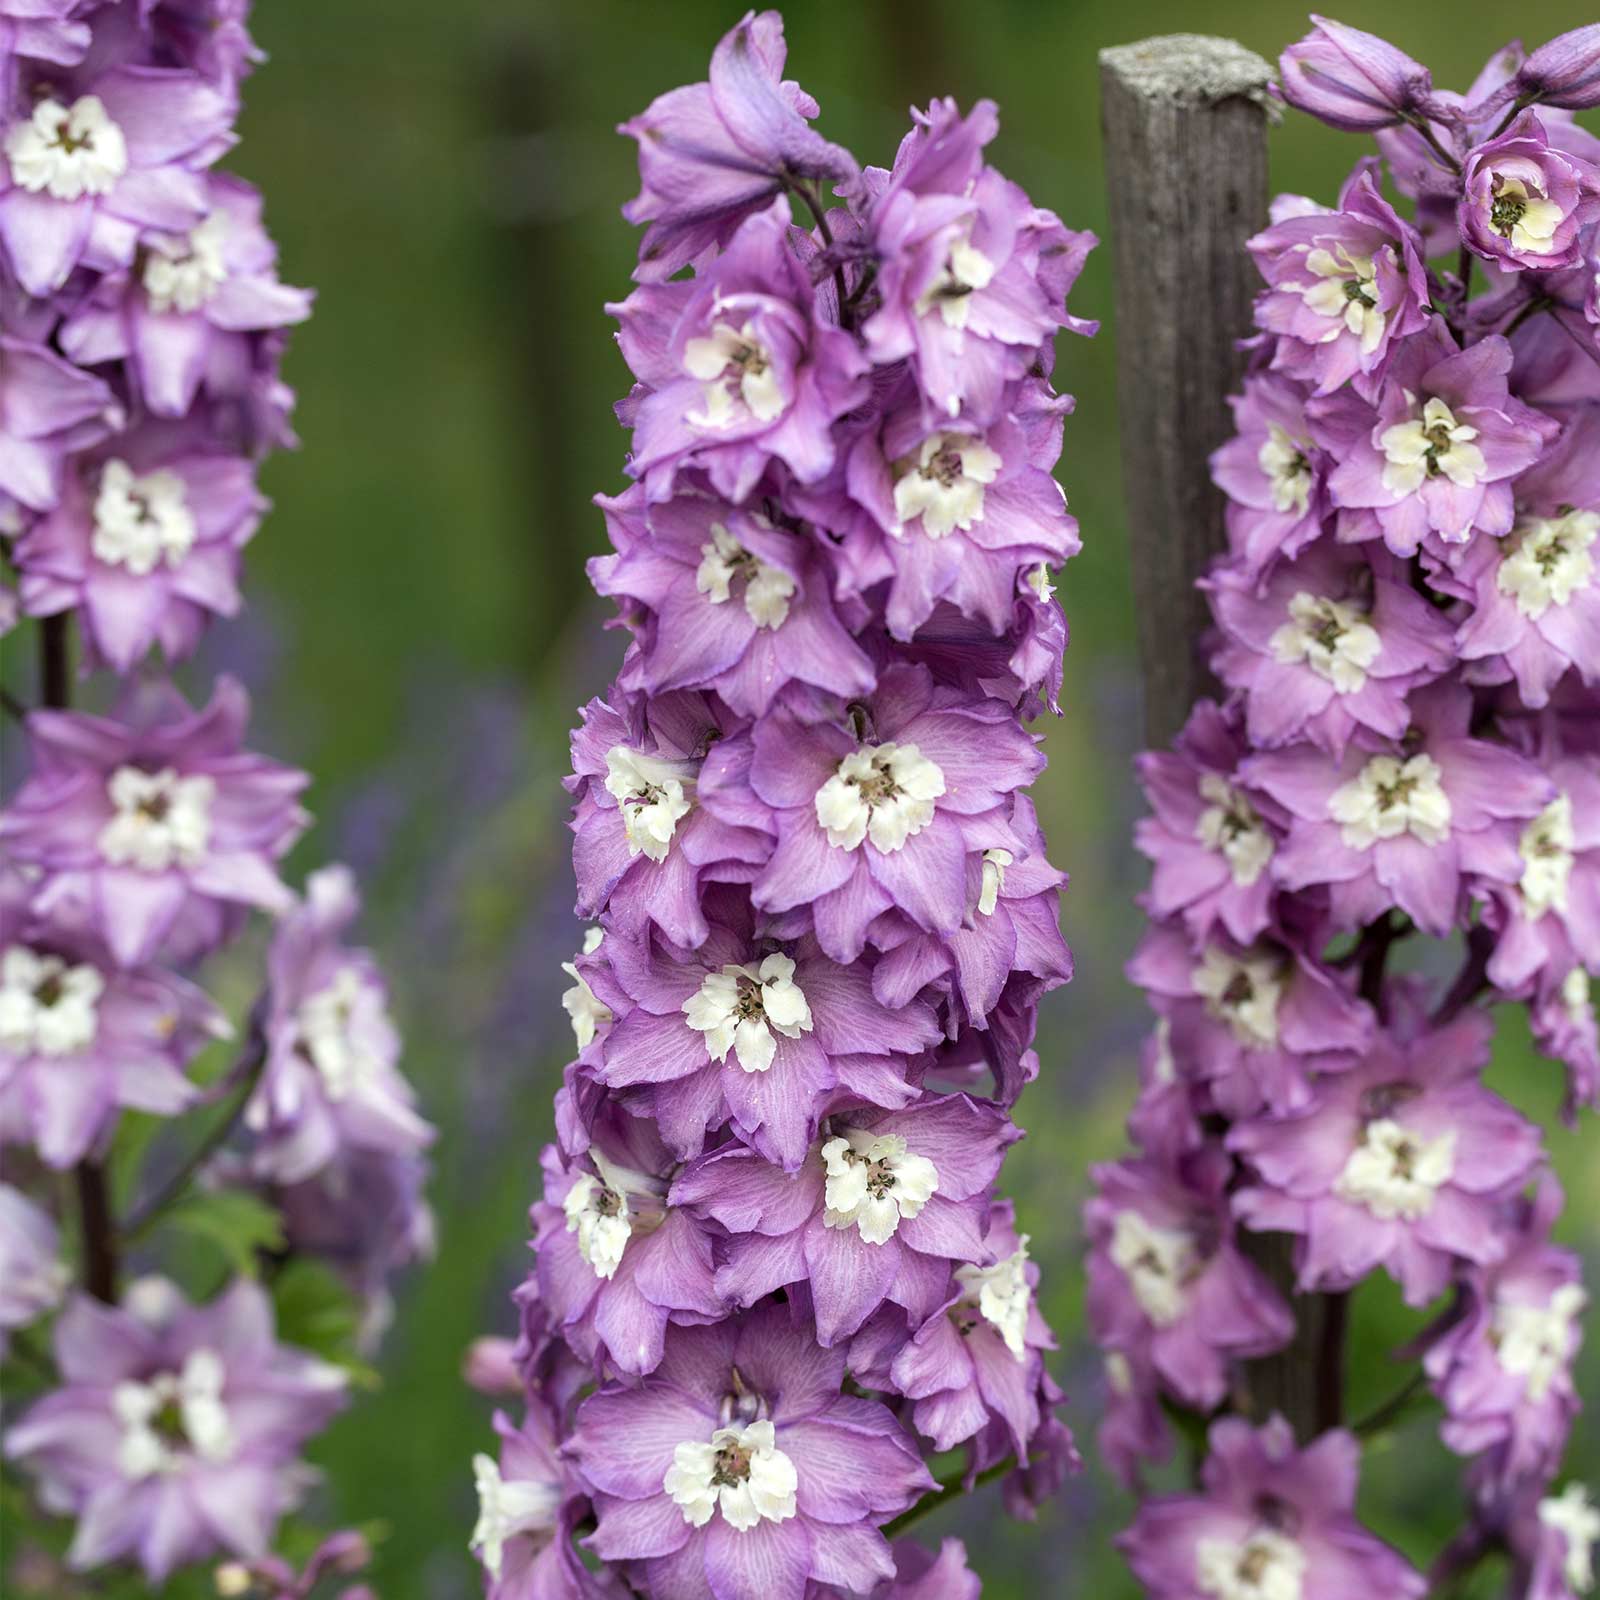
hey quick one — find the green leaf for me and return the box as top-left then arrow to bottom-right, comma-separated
270,1258 -> 379,1385
162,1188 -> 284,1278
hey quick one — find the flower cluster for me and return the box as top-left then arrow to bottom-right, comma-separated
0,2 -> 432,1587
1096,15 -> 1600,1597
466,13 -> 1092,1598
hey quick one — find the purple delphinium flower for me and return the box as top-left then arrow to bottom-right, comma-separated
569,1304 -> 935,1600
1118,1415 -> 1426,1599
1249,161 -> 1432,395
1531,965 -> 1600,1121
1315,323 -> 1557,555
1208,540 -> 1454,755
592,487 -> 875,718
0,62 -> 233,296
1127,918 -> 1371,1117
0,677 -> 308,966
749,662 -> 1044,964
58,171 -> 312,417
1478,729 -> 1600,996
1086,1144 -> 1293,1411
612,196 -> 868,505
244,863 -> 433,1185
0,3 -> 89,99
674,1091 -> 1015,1346
1425,1178 -> 1585,1486
829,377 -> 1081,641
1453,413 -> 1600,708
567,685 -> 769,952
470,1407 -> 613,1600
617,9 -> 860,283
1458,112 -> 1600,273
13,422 -> 266,670
0,1183 -> 68,1350
1208,370 -> 1331,574
1243,682 -> 1553,937
530,1110 -> 722,1377
0,333 -> 120,523
1134,700 -> 1283,945
1526,1483 -> 1600,1600
1231,1006 -> 1544,1306
861,97 -> 1095,426
4,1278 -> 347,1582
588,896 -> 939,1169
813,1539 -> 980,1600
1278,16 -> 1436,132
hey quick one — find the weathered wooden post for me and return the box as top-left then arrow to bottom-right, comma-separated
1101,36 -> 1334,1443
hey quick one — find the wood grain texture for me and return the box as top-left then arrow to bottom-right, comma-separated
1101,36 -> 1336,1444
1100,34 -> 1274,747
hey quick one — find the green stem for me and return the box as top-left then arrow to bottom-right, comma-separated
1352,1369 -> 1429,1437
882,1456 -> 1015,1538
1406,115 -> 1461,175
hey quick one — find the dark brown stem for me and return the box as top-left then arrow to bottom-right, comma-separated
1315,1290 -> 1348,1432
1432,924 -> 1495,1027
1454,242 -> 1474,323
787,178 -> 853,332
0,686 -> 26,723
38,616 -> 121,1303
882,1456 -> 1014,1538
1353,1369 -> 1428,1436
1406,115 -> 1462,175
1501,295 -> 1553,340
75,1162 -> 118,1303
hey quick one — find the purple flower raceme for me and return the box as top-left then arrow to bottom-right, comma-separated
0,2 -> 431,1588
4,1279 -> 348,1582
1102,16 -> 1600,1592
0,676 -> 308,966
469,13 -> 1092,1594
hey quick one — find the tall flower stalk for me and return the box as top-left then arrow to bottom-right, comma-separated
1097,16 -> 1600,1598
465,13 -> 1094,1598
0,3 -> 431,1591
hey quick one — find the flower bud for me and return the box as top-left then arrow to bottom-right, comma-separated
1279,15 -> 1434,131
1518,23 -> 1600,109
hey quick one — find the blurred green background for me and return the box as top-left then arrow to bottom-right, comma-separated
206,0 -> 1600,1594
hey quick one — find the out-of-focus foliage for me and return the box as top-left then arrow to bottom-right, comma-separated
216,2 -> 1599,1596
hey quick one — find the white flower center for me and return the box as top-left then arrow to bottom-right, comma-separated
953,1237 -> 1032,1360
295,966 -> 381,1099
470,1452 -> 560,1580
683,320 -> 785,429
1334,1116 -> 1455,1221
91,459 -> 196,577
604,747 -> 694,863
1191,945 -> 1283,1048
111,1349 -> 234,1480
4,95 -> 128,201
0,946 -> 103,1057
1270,591 -> 1381,693
1488,175 -> 1565,256
562,1152 -> 664,1280
664,1419 -> 798,1533
1196,1528 -> 1307,1600
814,741 -> 945,854
1257,424 -> 1315,516
1379,395 -> 1487,503
695,521 -> 794,628
98,766 -> 215,871
1497,511 -> 1599,620
821,1128 -> 938,1244
1300,242 -> 1385,355
978,847 -> 1013,916
1520,795 -> 1576,918
1564,967 -> 1594,1026
892,433 -> 1002,538
1195,774 -> 1274,887
1495,1282 -> 1587,1402
682,953 -> 813,1074
142,210 -> 230,315
1110,1209 -> 1197,1328
561,927 -> 611,1050
1026,563 -> 1056,603
1540,1483 -> 1600,1593
915,233 -> 995,330
1329,753 -> 1451,850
